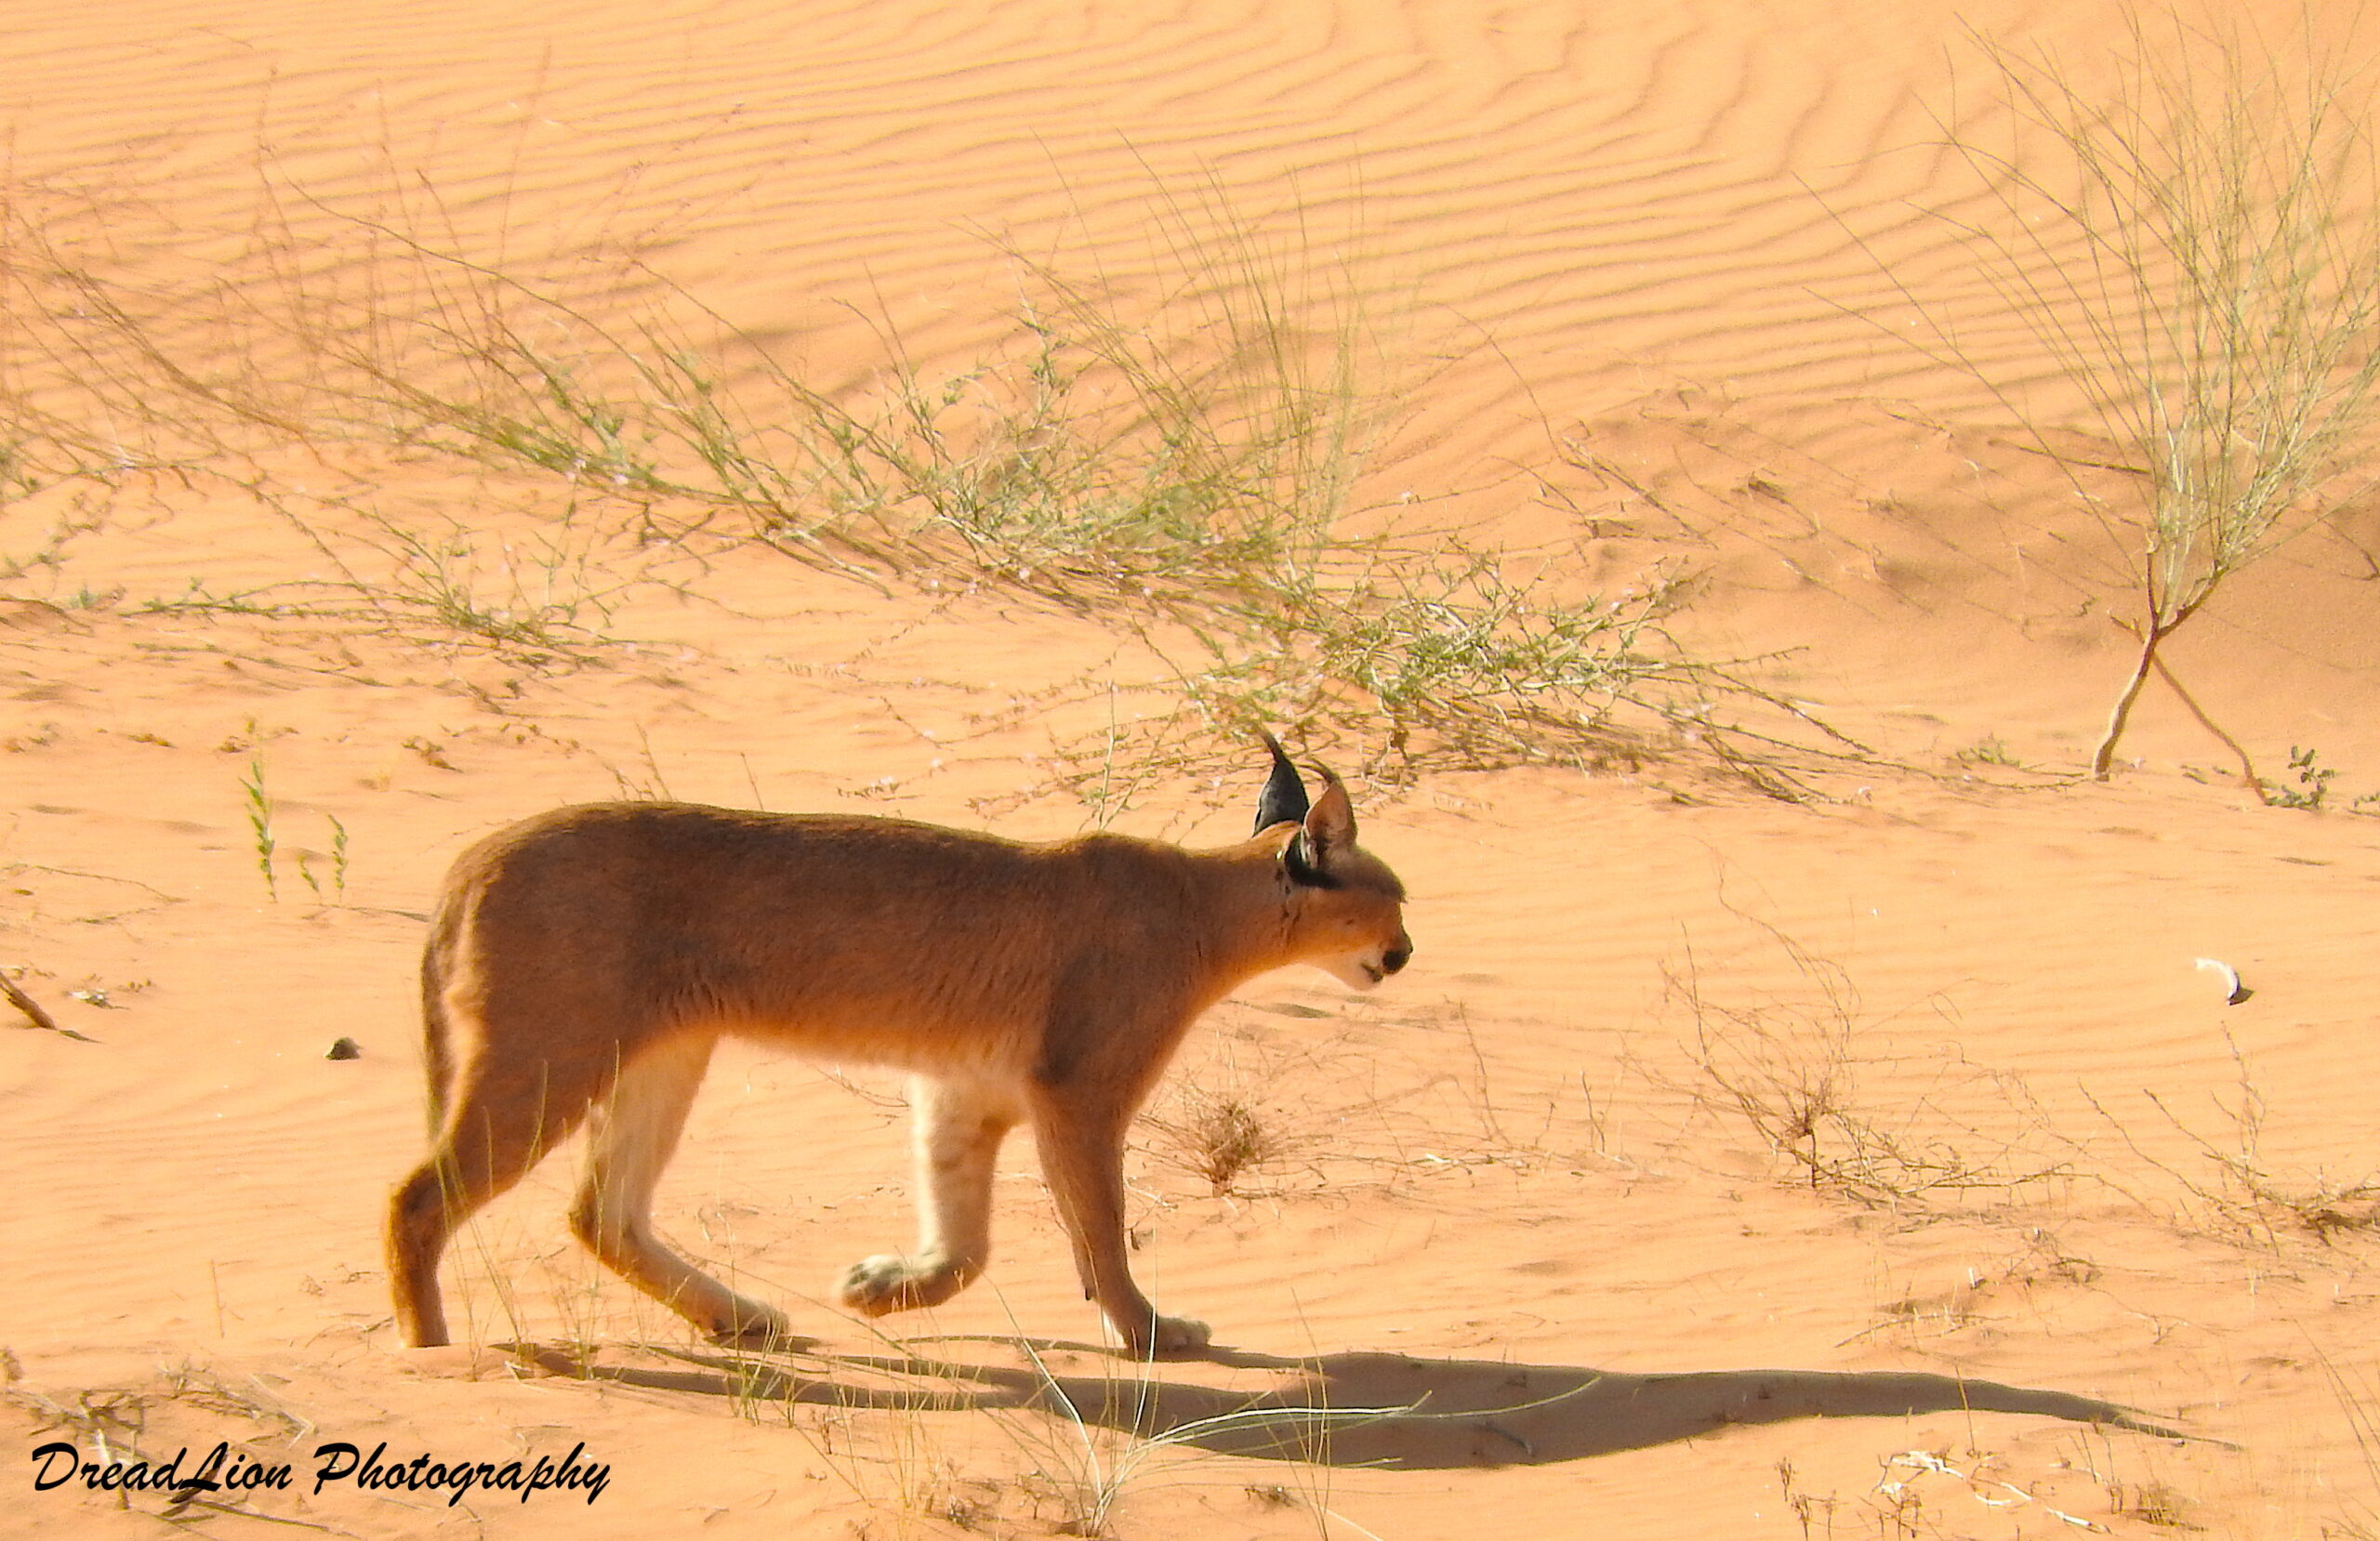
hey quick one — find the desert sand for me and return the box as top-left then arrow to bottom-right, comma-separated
5,0 -> 2379,1535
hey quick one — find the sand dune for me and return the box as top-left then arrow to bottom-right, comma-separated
5,0 -> 2378,1536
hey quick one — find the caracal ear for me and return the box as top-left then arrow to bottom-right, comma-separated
1299,767 -> 1356,872
1252,731 -> 1311,835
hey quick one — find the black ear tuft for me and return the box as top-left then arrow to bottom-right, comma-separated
1252,731 -> 1310,835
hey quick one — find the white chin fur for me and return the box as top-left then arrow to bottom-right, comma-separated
1321,956 -> 1385,991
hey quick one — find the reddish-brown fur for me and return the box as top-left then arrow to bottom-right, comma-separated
386,757 -> 1409,1355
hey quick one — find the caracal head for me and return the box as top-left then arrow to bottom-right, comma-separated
1251,734 -> 1412,991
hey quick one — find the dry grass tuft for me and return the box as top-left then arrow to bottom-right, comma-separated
2,1360 -> 312,1523
1143,1085 -> 1296,1199
2109,1479 -> 2200,1530
1659,926 -> 2075,1213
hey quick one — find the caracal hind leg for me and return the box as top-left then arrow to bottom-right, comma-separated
838,1075 -> 1019,1318
1028,1086 -> 1209,1356
569,1032 -> 791,1345
389,1053 -> 609,1348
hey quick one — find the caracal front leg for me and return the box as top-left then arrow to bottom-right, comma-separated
569,1032 -> 793,1345
1029,1085 -> 1210,1357
838,1075 -> 1020,1318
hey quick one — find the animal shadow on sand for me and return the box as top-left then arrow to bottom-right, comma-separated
512,1335 -> 2187,1469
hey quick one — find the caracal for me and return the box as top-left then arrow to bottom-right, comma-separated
387,736 -> 1411,1355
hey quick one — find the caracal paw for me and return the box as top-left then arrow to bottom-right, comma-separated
837,1253 -> 966,1316
699,1298 -> 797,1348
1126,1312 -> 1211,1358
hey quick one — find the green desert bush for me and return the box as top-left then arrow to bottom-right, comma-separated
1891,10 -> 2380,781
2,154 -> 1860,791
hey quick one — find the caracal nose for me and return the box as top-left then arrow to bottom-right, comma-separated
1382,941 -> 1412,975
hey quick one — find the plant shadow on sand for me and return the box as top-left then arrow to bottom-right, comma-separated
509,1337 -> 2188,1469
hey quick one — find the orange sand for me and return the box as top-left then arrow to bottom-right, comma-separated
5,1 -> 2378,1536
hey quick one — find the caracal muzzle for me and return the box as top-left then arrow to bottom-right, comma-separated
386,733 -> 1410,1357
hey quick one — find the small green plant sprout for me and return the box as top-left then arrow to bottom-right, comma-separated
1955,735 -> 2022,769
294,814 -> 352,902
1884,12 -> 2380,781
240,749 -> 277,902
2261,744 -> 2340,809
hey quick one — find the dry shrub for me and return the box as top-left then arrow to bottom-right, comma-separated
1659,928 -> 2073,1213
2091,1036 -> 2380,1249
